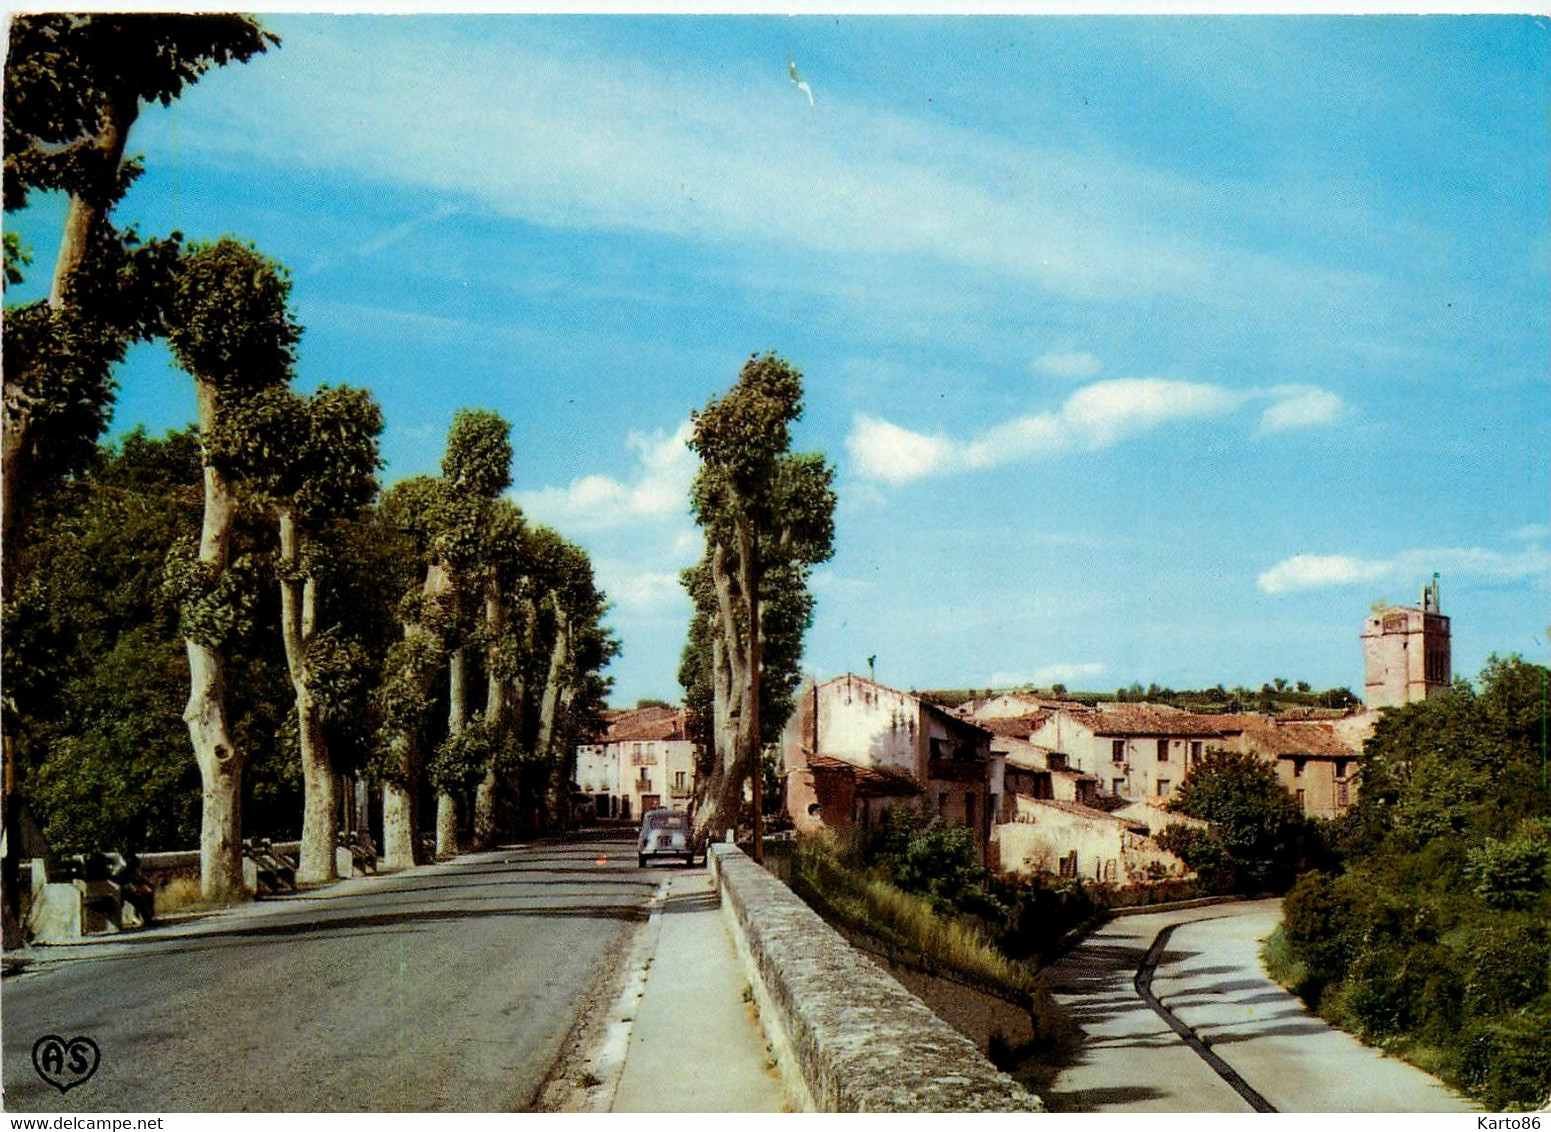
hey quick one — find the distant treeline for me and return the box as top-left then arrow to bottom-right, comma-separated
919,683 -> 1361,713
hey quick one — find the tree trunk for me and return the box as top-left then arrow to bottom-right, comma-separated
737,516 -> 764,862
696,538 -> 756,843
278,510 -> 338,885
472,585 -> 508,851
380,566 -> 450,871
49,92 -> 139,310
538,607 -> 571,828
436,643 -> 468,859
381,741 -> 419,872
2,93 -> 135,636
184,382 -> 246,902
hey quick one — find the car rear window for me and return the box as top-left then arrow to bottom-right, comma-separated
647,813 -> 686,829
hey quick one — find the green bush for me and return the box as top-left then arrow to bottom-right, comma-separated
1462,923 -> 1549,1017
1457,997 -> 1551,1112
1464,820 -> 1551,911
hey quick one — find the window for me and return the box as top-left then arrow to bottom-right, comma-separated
1112,739 -> 1126,762
1335,759 -> 1349,780
1112,779 -> 1125,797
964,792 -> 976,832
938,791 -> 948,816
1157,739 -> 1169,762
1296,788 -> 1306,812
1293,758 -> 1305,778
1157,780 -> 1171,797
1337,781 -> 1350,808
1190,741 -> 1202,765
674,771 -> 687,790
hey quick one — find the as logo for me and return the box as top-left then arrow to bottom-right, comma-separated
31,1035 -> 100,1093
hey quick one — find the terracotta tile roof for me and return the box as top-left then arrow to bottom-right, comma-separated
1014,796 -> 1147,830
1238,720 -> 1358,759
1063,703 -> 1233,738
981,715 -> 1046,738
807,754 -> 923,798
605,705 -> 688,743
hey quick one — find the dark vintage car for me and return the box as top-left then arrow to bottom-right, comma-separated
637,808 -> 696,868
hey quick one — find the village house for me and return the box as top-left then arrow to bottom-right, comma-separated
1223,718 -> 1362,820
780,674 -> 996,861
1028,702 -> 1232,803
977,716 -> 1100,814
992,795 -> 1192,883
575,705 -> 696,821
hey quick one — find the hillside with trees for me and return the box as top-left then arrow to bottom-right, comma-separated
1274,655 -> 1551,1110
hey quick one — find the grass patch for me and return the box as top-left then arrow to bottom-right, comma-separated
1259,925 -> 1308,995
154,875 -> 248,915
791,833 -> 1039,1000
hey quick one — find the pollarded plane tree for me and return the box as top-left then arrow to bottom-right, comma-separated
529,530 -> 616,828
681,353 -> 835,852
373,474 -> 451,872
1,14 -> 276,555
428,410 -> 514,859
162,239 -> 300,902
374,411 -> 515,865
207,385 -> 385,883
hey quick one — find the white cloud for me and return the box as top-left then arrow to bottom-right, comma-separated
514,421 -> 696,531
849,378 -> 1344,484
847,415 -> 956,486
1032,351 -> 1101,380
989,662 -> 1106,687
1257,554 -> 1393,595
1259,545 -> 1551,594
170,20 -> 1376,315
1258,385 -> 1347,433
1511,523 -> 1551,542
590,562 -> 688,617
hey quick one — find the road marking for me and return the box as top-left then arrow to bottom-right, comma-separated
1133,920 -> 1276,1114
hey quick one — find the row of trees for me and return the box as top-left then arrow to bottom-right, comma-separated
3,15 -> 614,907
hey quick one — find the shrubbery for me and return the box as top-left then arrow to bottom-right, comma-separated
1272,656 -> 1551,1110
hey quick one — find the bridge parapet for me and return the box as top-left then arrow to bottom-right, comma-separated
708,842 -> 1044,1113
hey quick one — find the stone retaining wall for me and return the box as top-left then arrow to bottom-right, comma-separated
708,842 -> 1044,1113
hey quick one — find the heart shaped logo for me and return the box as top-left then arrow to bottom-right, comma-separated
31,1035 -> 100,1093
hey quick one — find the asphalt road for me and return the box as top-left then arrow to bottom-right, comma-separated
1043,899 -> 1476,1113
1,833 -> 657,1113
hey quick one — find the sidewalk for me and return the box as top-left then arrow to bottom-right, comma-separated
608,866 -> 788,1113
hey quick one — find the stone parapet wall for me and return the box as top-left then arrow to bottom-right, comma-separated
708,842 -> 1043,1113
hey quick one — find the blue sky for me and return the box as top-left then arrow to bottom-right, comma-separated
7,14 -> 1549,704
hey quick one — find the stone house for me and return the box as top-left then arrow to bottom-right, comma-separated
992,796 -> 1190,883
781,674 -> 996,861
978,717 -> 1100,815
1222,718 -> 1362,820
575,705 -> 696,821
1029,702 -> 1231,803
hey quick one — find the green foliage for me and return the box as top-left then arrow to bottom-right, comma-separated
1164,748 -> 1319,892
1464,819 -> 1551,910
1274,656 -> 1551,1109
5,430 -> 296,852
4,14 -> 275,209
441,408 -> 513,500
428,713 -> 497,794
160,538 -> 263,649
166,239 -> 299,392
862,805 -> 1002,918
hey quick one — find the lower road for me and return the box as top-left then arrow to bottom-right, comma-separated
2,834 -> 654,1112
1042,899 -> 1476,1113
